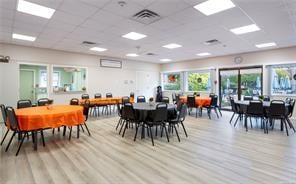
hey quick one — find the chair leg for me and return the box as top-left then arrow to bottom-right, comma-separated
149,126 -> 154,146
134,124 -> 139,141
283,119 -> 289,136
155,125 -> 158,136
122,121 -> 128,137
180,122 -> 188,137
5,131 -> 16,152
229,113 -> 235,124
245,116 -> 248,132
164,125 -> 169,142
218,108 -> 222,117
52,128 -> 55,135
77,125 -> 80,138
207,109 -> 211,119
214,108 -> 219,118
84,123 -> 91,136
40,130 -> 45,147
16,133 -> 26,156
69,127 -> 72,140
80,125 -> 85,132
0,129 -> 9,145
160,125 -> 164,137
173,125 -> 180,142
233,115 -> 240,127
116,118 -> 122,130
119,120 -> 125,135
286,118 -> 296,132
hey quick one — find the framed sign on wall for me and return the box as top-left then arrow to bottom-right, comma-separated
100,59 -> 122,68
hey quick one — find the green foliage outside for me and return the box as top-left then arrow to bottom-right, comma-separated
188,72 -> 210,91
275,69 -> 290,79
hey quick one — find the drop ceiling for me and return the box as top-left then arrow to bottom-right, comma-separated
0,0 -> 296,63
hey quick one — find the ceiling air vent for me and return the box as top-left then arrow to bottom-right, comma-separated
146,53 -> 156,56
203,39 -> 221,46
131,9 -> 161,25
81,41 -> 96,46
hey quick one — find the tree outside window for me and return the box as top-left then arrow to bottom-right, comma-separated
187,72 -> 211,92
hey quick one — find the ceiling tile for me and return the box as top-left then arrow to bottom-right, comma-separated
58,0 -> 99,19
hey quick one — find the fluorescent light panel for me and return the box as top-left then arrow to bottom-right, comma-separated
162,43 -> 182,49
196,52 -> 211,56
122,32 -> 147,40
90,47 -> 107,52
126,53 -> 139,57
230,24 -> 260,35
17,0 -> 55,19
194,0 -> 236,16
255,42 -> 277,48
12,33 -> 36,41
160,59 -> 172,62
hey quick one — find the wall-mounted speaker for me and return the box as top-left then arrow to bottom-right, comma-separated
0,55 -> 10,63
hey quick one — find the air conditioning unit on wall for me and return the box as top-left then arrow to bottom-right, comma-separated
0,55 -> 10,63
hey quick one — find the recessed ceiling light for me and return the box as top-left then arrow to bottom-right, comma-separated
162,43 -> 182,49
12,33 -> 36,42
196,52 -> 211,56
230,24 -> 260,35
90,47 -> 107,52
122,32 -> 147,40
126,53 -> 139,57
17,0 -> 56,19
194,0 -> 236,16
160,59 -> 172,62
255,42 -> 277,48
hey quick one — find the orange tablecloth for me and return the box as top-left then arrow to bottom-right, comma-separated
15,105 -> 84,131
180,96 -> 212,107
80,97 -> 134,105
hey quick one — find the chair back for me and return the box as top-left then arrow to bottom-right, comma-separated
122,96 -> 130,105
178,103 -> 188,121
162,96 -> 169,103
175,94 -> 180,104
5,107 -> 19,131
288,99 -> 295,117
81,94 -> 90,99
263,95 -> 270,102
137,96 -> 146,103
244,96 -> 253,101
209,93 -> 215,98
94,93 -> 102,99
193,92 -> 200,97
117,103 -> 122,116
153,103 -> 168,122
230,97 -> 237,112
1,104 -> 7,126
187,95 -> 196,108
70,98 -> 79,105
269,100 -> 286,117
17,99 -> 32,109
247,100 -> 263,115
285,98 -> 292,104
130,92 -> 135,98
37,98 -> 49,106
106,93 -> 113,98
83,100 -> 90,121
122,103 -> 135,120
172,93 -> 176,103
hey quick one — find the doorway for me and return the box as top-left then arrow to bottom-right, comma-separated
219,66 -> 263,110
20,70 -> 35,102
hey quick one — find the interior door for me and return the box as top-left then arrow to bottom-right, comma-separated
136,71 -> 158,99
20,70 -> 34,101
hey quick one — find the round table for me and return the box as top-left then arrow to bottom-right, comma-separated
235,100 -> 290,107
133,103 -> 176,121
15,105 -> 85,131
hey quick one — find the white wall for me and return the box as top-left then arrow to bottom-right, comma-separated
0,43 -> 160,107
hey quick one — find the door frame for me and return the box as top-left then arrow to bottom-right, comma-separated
19,69 -> 35,101
218,65 -> 263,111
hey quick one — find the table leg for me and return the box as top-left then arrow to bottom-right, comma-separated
33,131 -> 37,150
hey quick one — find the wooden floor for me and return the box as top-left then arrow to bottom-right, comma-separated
1,111 -> 296,184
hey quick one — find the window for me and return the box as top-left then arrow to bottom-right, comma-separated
162,73 -> 181,91
186,71 -> 211,92
52,72 -> 60,87
39,70 -> 47,88
271,65 -> 296,95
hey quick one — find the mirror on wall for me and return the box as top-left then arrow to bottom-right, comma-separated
19,64 -> 48,103
52,66 -> 87,93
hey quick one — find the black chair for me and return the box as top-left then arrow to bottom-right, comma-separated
193,92 -> 200,97
285,98 -> 292,104
17,99 -> 32,109
70,98 -> 79,105
120,103 -> 136,137
116,103 -> 124,131
145,103 -> 169,146
266,100 -> 291,135
122,96 -> 130,105
0,104 -> 9,146
263,95 -> 270,102
168,103 -> 188,141
175,94 -> 180,104
106,93 -> 113,98
187,95 -> 199,118
229,97 -> 245,127
137,96 -> 146,103
130,92 -> 135,99
285,99 -> 296,133
172,93 -> 177,104
244,100 -> 264,132
69,99 -> 91,140
94,93 -> 102,98
81,94 -> 90,100
5,106 -> 45,156
244,96 -> 253,101
37,98 -> 50,106
209,93 -> 215,98
162,96 -> 169,104
205,95 -> 220,119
